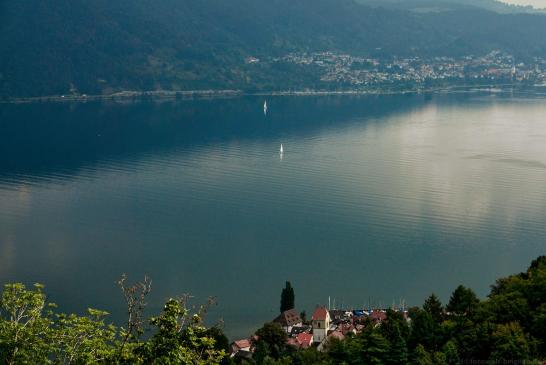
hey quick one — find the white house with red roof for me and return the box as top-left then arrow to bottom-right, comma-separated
273,309 -> 303,334
311,306 -> 331,344
230,339 -> 252,358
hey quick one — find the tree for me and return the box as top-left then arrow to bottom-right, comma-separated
380,309 -> 410,342
0,283 -> 53,364
432,351 -> 448,365
378,310 -> 409,365
52,309 -> 117,364
255,322 -> 288,360
261,356 -> 292,365
531,303 -> 546,353
454,320 -> 497,362
117,274 -> 152,357
280,282 -> 295,313
300,310 -> 307,324
423,294 -> 444,324
385,326 -> 408,365
0,279 -> 228,365
441,340 -> 459,365
408,309 -> 437,351
325,337 -> 348,363
206,327 -> 230,353
484,255 -> 546,355
480,291 -> 529,329
0,283 -> 117,365
205,327 -> 231,365
412,344 -> 433,365
135,296 -> 226,364
291,347 -> 331,365
347,327 -> 389,365
489,322 -> 531,362
447,286 -> 480,317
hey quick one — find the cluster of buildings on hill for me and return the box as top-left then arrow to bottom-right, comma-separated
229,306 -> 409,360
250,51 -> 546,88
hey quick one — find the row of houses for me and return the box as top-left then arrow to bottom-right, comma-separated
230,306 -> 409,359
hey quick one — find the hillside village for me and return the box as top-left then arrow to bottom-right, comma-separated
249,51 -> 546,89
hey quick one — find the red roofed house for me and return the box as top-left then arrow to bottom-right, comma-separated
230,339 -> 252,358
287,333 -> 314,350
311,306 -> 331,344
273,309 -> 303,334
296,333 -> 314,349
369,310 -> 387,325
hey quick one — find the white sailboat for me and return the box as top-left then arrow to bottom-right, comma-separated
263,100 -> 268,115
280,144 -> 284,154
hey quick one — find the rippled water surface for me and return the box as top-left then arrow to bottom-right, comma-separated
1,94 -> 545,338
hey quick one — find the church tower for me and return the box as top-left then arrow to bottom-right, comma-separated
311,306 -> 331,344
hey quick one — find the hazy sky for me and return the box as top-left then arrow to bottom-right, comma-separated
503,0 -> 546,8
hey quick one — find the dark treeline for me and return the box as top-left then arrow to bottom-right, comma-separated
0,256 -> 545,364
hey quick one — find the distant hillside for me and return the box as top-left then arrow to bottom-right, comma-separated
2,0 -> 546,97
355,0 -> 543,13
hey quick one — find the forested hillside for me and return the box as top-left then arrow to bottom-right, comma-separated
2,0 -> 546,97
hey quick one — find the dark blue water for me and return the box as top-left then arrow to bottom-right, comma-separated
1,94 -> 545,338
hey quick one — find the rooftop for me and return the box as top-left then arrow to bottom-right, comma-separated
312,307 -> 329,321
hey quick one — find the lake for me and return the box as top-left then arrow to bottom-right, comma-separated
1,93 -> 545,339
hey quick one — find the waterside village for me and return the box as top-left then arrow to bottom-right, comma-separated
249,50 -> 546,89
230,304 -> 410,361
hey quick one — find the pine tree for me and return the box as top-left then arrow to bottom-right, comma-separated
412,344 -> 433,365
447,286 -> 480,316
408,309 -> 437,351
280,282 -> 295,313
386,326 -> 408,365
423,294 -> 444,323
348,327 -> 389,365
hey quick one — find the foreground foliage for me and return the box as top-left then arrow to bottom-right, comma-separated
1,255 -> 545,364
0,279 -> 227,364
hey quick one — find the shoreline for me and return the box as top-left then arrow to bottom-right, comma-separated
1,84 -> 545,104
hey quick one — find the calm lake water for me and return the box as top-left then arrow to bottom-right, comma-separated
1,93 -> 545,338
